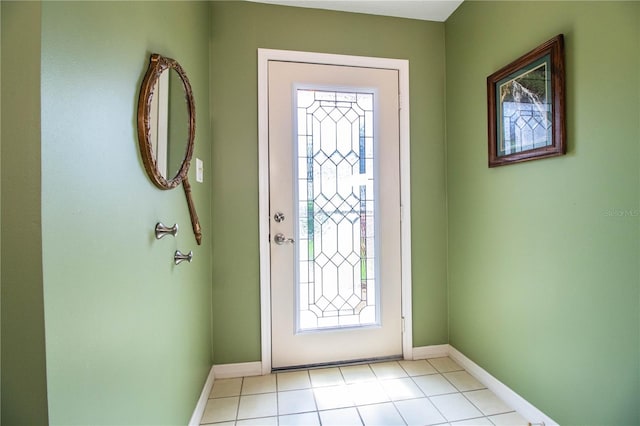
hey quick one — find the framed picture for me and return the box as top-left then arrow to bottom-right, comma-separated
487,34 -> 566,167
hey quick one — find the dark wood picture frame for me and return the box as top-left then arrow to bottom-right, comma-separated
487,34 -> 566,167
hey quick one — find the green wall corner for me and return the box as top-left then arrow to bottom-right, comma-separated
2,2 -> 216,421
445,2 -> 640,424
39,1 -> 213,424
1,1 -> 49,424
1,1 -> 638,425
209,1 -> 448,363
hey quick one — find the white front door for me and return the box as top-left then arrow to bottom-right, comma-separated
267,59 -> 403,369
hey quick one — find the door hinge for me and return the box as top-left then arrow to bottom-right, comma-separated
401,316 -> 405,333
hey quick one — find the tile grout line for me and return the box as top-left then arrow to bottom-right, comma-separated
408,358 -> 497,425
274,373 -> 279,420
459,387 -> 518,421
302,369 -> 321,422
338,364 -> 364,425
403,359 -> 449,423
235,377 -> 243,422
410,372 -> 450,424
439,371 -> 494,424
308,369 -> 322,422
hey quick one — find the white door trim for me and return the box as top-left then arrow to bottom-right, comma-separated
258,48 -> 412,374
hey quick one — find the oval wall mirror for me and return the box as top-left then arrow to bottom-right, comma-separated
137,53 -> 201,244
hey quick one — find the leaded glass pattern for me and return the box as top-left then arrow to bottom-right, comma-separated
498,61 -> 552,156
296,88 -> 377,331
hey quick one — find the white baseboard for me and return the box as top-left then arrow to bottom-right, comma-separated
188,365 -> 215,426
213,361 -> 263,379
448,345 -> 558,426
411,344 -> 450,360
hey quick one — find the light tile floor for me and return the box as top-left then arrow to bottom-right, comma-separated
200,357 -> 529,426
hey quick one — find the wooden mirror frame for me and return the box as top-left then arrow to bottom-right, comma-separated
137,53 -> 201,244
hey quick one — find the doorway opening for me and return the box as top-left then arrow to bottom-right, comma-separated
258,49 -> 413,373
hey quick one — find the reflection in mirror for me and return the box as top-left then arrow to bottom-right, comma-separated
168,69 -> 190,179
148,69 -> 190,181
137,53 -> 201,245
148,70 -> 169,177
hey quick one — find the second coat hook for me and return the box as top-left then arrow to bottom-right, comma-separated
155,222 -> 178,239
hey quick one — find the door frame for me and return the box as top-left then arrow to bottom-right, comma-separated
257,48 -> 412,374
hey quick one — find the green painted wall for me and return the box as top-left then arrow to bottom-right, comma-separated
445,2 -> 640,425
0,3 -> 2,422
0,4 -> 2,419
4,1 -> 636,424
209,1 -> 448,363
1,1 -> 49,424
40,1 -> 212,424
0,5 -> 2,421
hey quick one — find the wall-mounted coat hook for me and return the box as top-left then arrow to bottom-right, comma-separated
155,222 -> 178,239
174,250 -> 193,265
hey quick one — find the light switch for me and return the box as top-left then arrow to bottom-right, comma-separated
195,158 -> 203,183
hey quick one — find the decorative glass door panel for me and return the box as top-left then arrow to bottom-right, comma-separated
268,60 -> 402,369
296,89 -> 378,331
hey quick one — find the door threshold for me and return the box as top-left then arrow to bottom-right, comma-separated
271,354 -> 403,372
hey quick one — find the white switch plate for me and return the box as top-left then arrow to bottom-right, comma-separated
195,158 -> 203,183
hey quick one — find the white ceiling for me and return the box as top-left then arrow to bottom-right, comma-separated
246,0 -> 464,22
